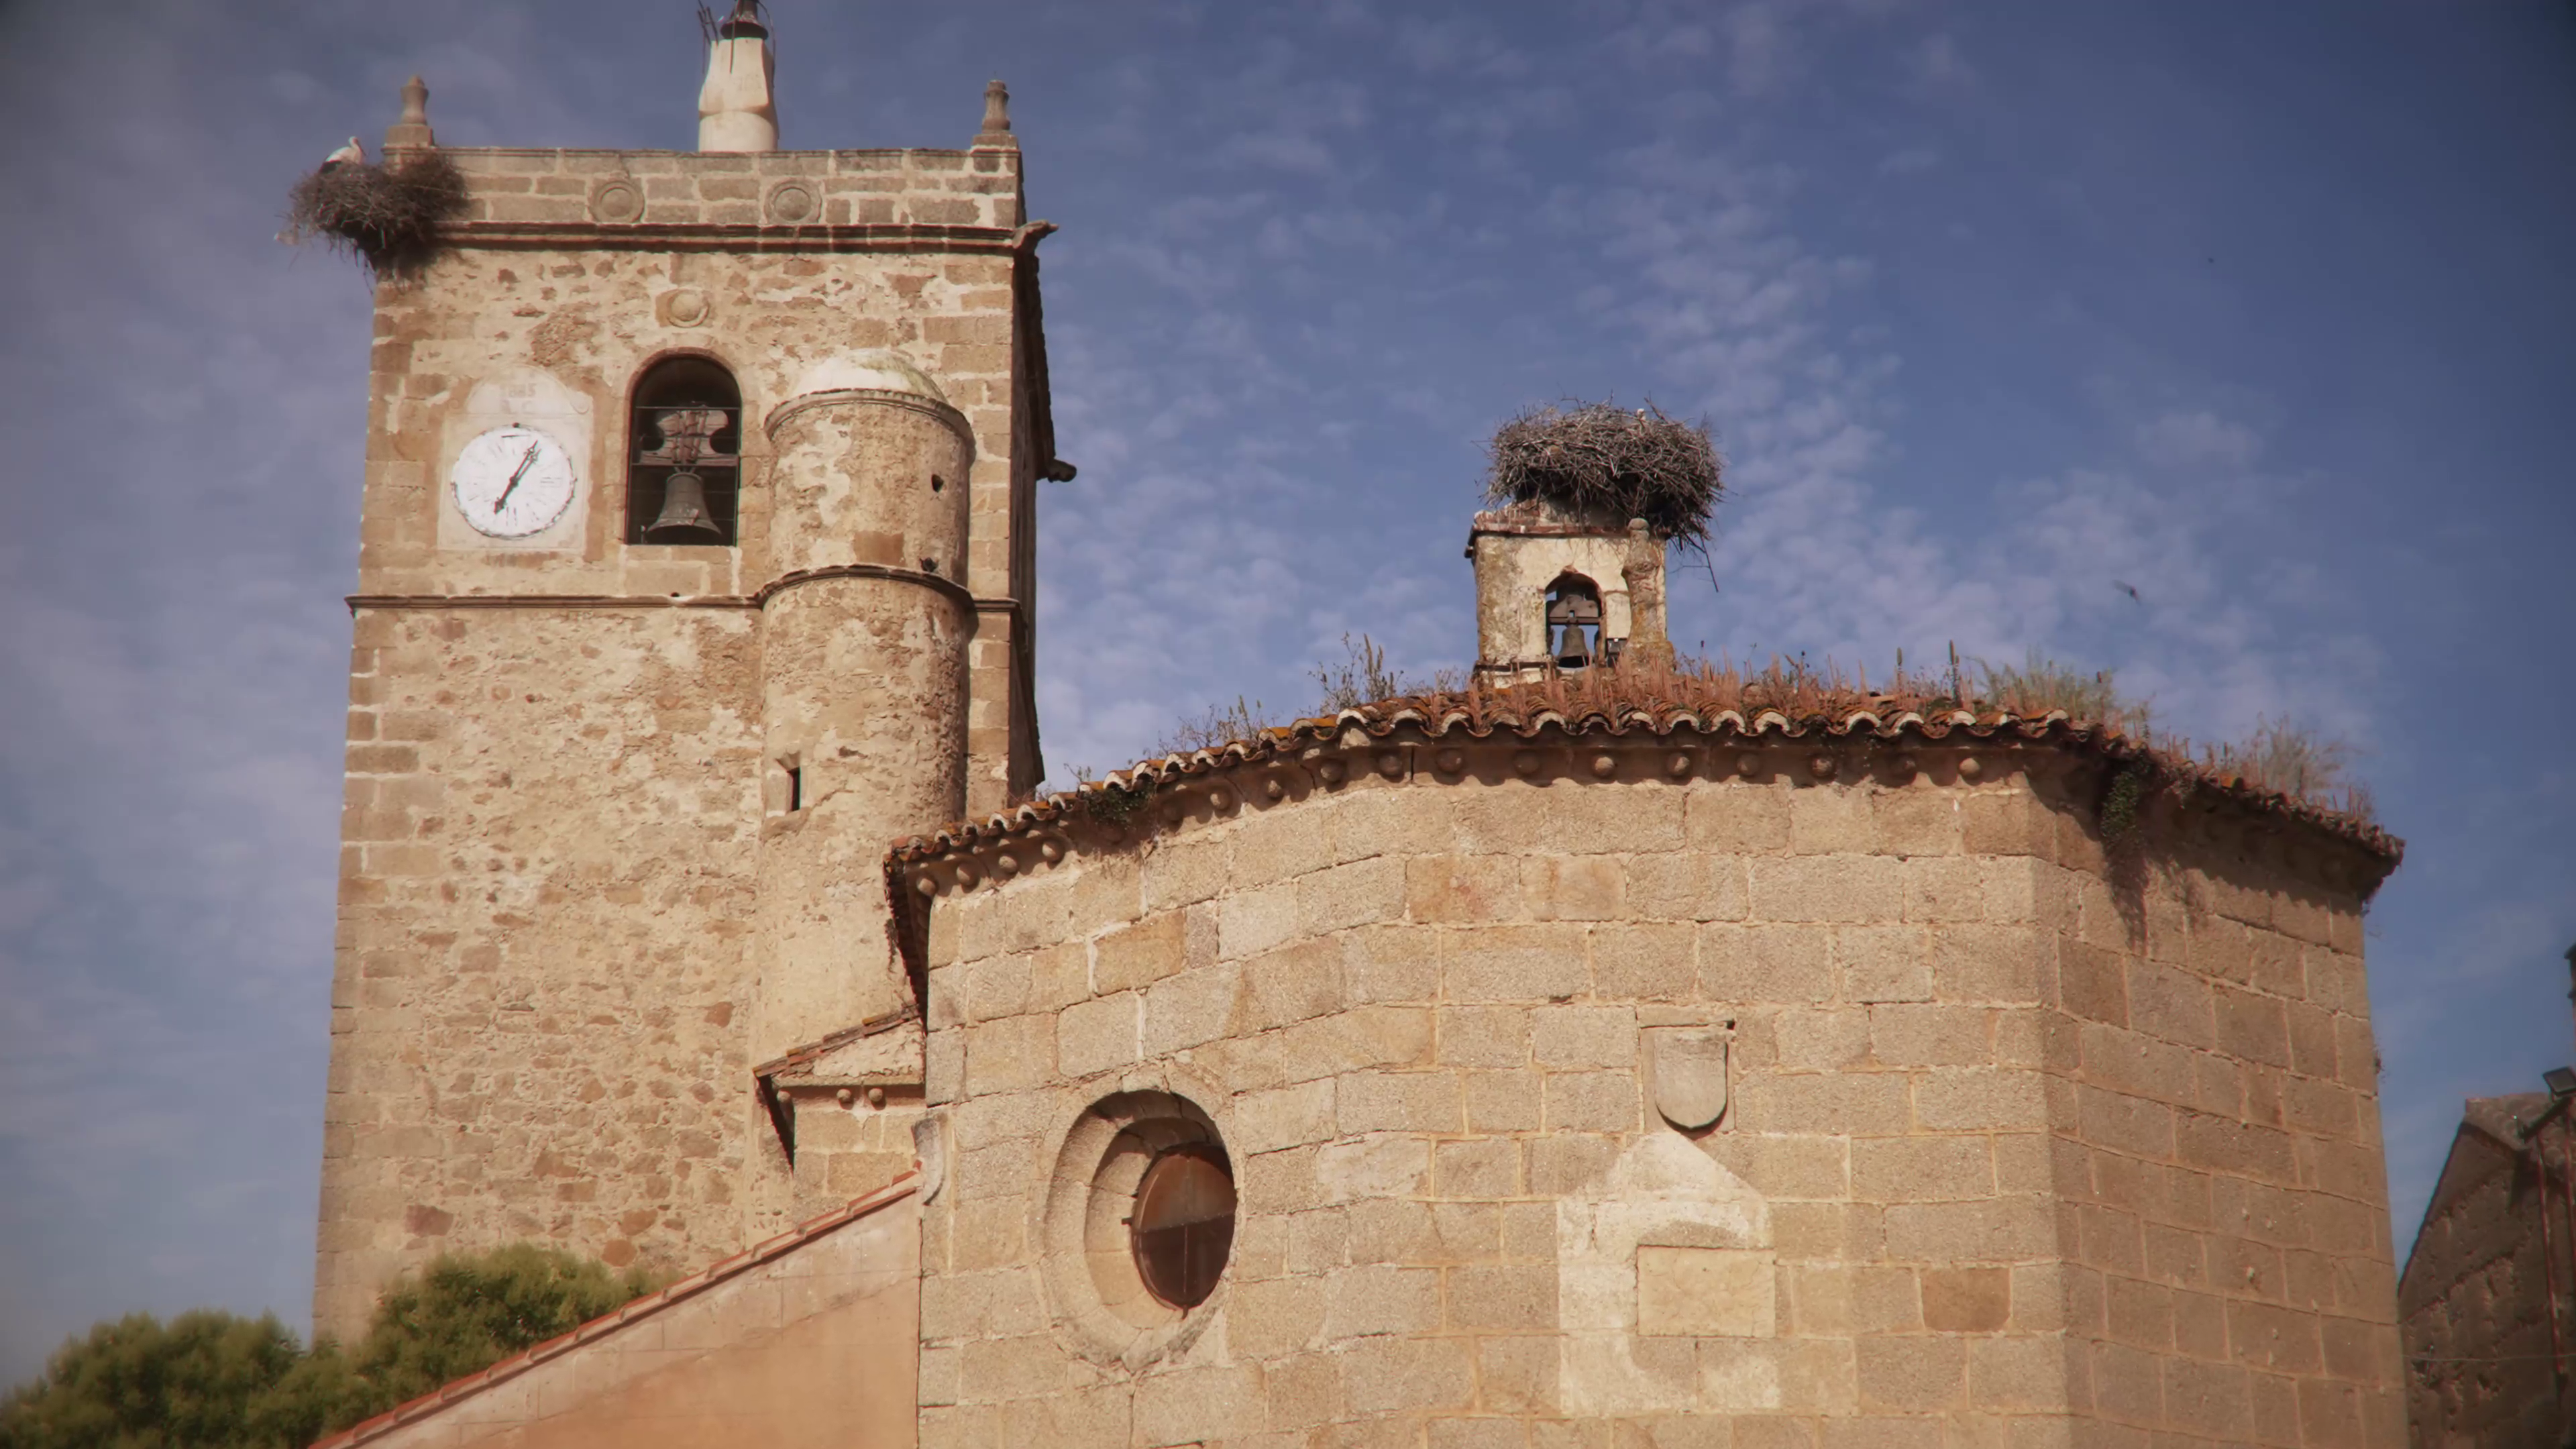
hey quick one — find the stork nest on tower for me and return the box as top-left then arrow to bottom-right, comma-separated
1483,400 -> 1723,547
282,150 -> 468,282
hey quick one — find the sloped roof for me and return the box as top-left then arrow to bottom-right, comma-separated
2398,1093 -> 2552,1303
311,1173 -> 919,1449
885,675 -> 2400,878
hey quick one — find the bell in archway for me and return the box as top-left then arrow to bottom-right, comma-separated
1548,588 -> 1602,667
646,470 -> 722,540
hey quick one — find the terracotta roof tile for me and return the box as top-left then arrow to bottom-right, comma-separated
886,685 -> 2400,880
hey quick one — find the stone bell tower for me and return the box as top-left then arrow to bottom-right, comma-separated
1466,498 -> 1673,680
312,22 -> 1066,1339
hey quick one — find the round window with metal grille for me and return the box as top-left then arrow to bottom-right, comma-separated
1129,1144 -> 1235,1309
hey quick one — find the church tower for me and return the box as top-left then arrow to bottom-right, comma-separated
314,13 -> 1063,1340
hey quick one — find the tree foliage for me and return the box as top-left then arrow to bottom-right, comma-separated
338,1244 -> 659,1411
1,1246 -> 660,1449
0,1311 -> 321,1449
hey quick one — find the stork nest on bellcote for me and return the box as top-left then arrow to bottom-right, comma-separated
1483,399 -> 1723,548
282,150 -> 468,283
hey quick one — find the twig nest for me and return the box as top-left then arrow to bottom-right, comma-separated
1483,400 -> 1722,547
282,151 -> 469,281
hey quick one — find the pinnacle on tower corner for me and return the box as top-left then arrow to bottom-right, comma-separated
698,0 -> 778,152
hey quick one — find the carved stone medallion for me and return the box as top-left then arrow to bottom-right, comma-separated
767,182 -> 815,225
1647,1026 -> 1729,1130
590,179 -> 643,225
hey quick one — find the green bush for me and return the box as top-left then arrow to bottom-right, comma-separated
1,1246 -> 660,1449
338,1244 -> 658,1411
0,1311 -> 321,1449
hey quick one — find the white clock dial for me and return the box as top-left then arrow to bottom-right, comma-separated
449,426 -> 578,539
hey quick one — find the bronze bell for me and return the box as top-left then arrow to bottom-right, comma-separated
1548,589 -> 1603,667
646,470 -> 722,540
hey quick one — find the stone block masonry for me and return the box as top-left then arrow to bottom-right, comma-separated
317,136 -> 1059,1341
906,735 -> 2404,1447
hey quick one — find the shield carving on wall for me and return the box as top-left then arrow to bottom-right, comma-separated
1648,1026 -> 1730,1130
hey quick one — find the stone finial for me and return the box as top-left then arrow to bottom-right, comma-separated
973,78 -> 1017,149
699,1 -> 779,152
2565,941 -> 2576,1055
382,74 -> 435,154
1620,517 -> 1676,667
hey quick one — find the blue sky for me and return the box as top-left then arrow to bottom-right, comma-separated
1,1 -> 2570,1381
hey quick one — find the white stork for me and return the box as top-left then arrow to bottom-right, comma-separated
322,136 -> 364,169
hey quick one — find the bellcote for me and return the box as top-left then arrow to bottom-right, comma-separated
1465,498 -> 1674,680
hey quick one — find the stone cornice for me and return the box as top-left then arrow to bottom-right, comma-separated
347,593 -> 755,612
886,706 -> 2402,904
762,386 -> 977,450
750,563 -> 976,611
346,572 -> 1016,624
432,222 -> 1024,254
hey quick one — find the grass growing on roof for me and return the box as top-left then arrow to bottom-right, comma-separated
1083,643 -> 2372,835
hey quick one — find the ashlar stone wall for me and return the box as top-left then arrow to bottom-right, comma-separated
326,606 -> 765,1339
904,731 -> 2402,1448
320,140 -> 1052,1340
2398,1102 -> 2571,1448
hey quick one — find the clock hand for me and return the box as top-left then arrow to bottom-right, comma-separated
495,438 -> 541,513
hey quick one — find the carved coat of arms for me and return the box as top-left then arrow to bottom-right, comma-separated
1646,1026 -> 1730,1130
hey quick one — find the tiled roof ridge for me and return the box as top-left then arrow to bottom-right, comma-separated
749,1002 -> 920,1082
885,695 -> 2401,869
2461,1091 -> 2557,1148
307,1173 -> 921,1449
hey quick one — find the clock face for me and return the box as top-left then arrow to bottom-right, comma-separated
449,426 -> 578,539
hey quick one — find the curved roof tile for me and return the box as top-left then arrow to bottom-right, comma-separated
888,688 -> 2400,872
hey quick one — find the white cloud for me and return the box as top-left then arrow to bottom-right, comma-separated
2137,409 -> 2264,469
1908,32 -> 1977,94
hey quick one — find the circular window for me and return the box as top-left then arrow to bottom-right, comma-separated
1041,1087 -> 1238,1364
1131,1144 -> 1235,1309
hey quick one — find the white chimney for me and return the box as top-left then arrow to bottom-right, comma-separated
698,1 -> 777,152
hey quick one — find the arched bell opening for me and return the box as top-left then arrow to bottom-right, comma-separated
626,356 -> 744,545
1545,572 -> 1605,668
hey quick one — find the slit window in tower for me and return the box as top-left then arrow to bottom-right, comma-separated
627,357 -> 744,545
1130,1143 -> 1235,1309
784,763 -> 802,813
1546,574 -> 1604,667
